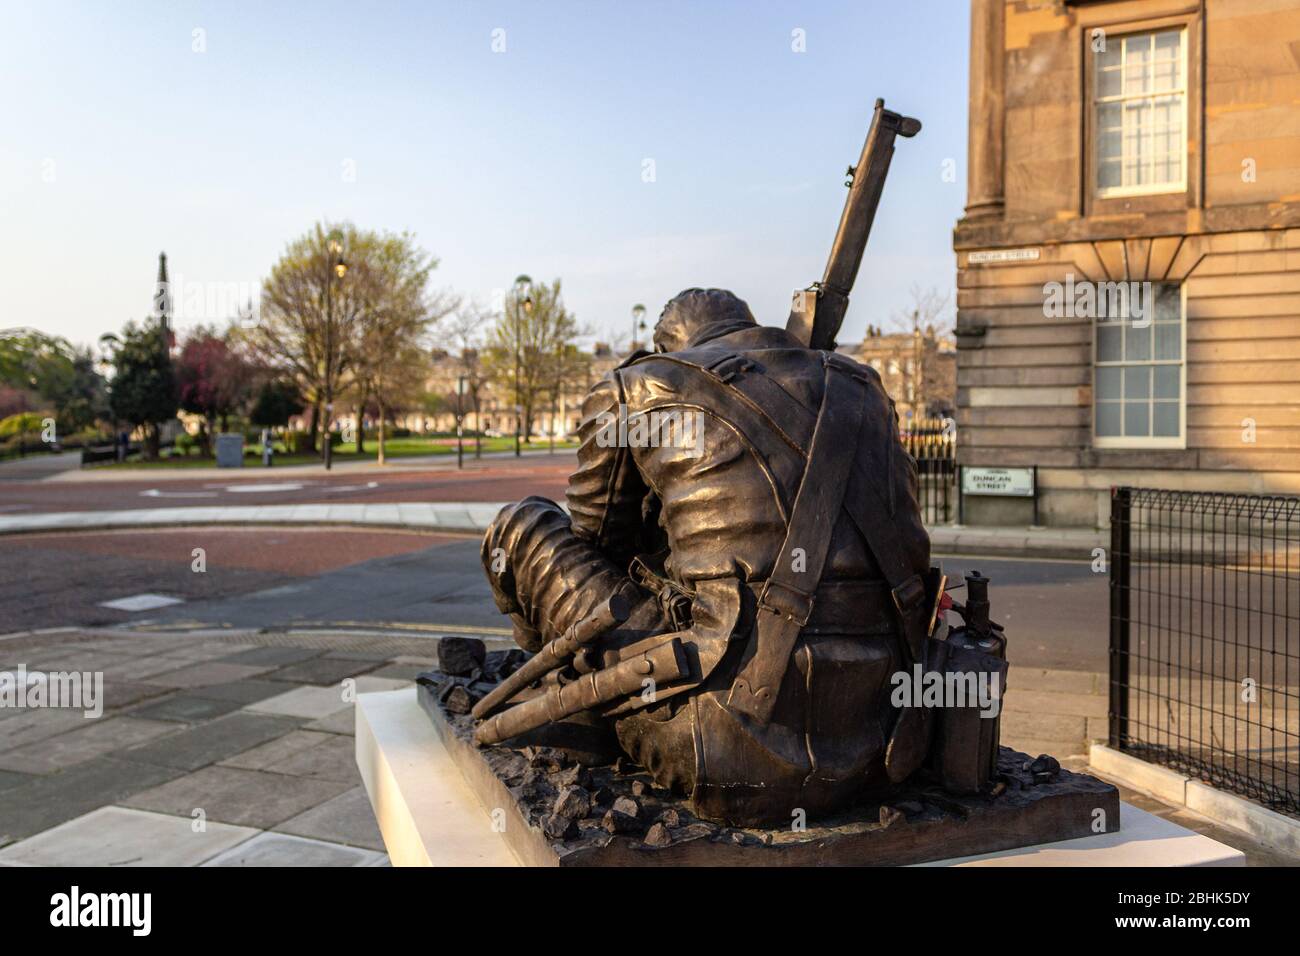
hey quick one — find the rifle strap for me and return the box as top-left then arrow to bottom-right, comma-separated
727,356 -> 866,725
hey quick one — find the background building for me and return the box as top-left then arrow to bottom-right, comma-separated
954,0 -> 1300,527
845,327 -> 958,427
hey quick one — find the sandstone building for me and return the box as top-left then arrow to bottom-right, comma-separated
955,0 -> 1300,526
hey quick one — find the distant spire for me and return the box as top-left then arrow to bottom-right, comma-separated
153,251 -> 172,332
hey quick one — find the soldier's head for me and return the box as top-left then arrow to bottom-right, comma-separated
653,288 -> 757,353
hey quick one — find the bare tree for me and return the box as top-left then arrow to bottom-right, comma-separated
889,285 -> 951,420
445,302 -> 491,458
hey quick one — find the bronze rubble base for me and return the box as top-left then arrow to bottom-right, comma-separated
416,676 -> 1121,867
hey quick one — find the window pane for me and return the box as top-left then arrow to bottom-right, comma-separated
1153,365 -> 1180,398
1099,129 -> 1122,162
1125,36 -> 1152,92
1097,366 -> 1122,398
1099,159 -> 1121,188
1153,401 -> 1180,436
1097,402 -> 1122,436
1152,57 -> 1178,93
1155,323 -> 1180,361
1125,321 -> 1151,360
1154,30 -> 1181,60
1098,325 -> 1122,362
1098,67 -> 1122,99
1099,41 -> 1121,70
1124,365 -> 1151,400
1124,401 -> 1150,436
1154,283 -> 1180,321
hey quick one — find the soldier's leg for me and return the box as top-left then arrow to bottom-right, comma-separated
481,496 -> 635,652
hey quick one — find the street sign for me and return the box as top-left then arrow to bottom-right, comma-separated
962,466 -> 1035,497
967,247 -> 1040,265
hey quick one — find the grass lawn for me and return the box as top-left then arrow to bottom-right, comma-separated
92,435 -> 578,469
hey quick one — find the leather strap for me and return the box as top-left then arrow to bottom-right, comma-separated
727,356 -> 867,724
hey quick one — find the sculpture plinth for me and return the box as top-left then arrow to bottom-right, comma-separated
418,676 -> 1121,867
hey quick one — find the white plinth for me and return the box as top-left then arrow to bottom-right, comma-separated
355,689 -> 1245,868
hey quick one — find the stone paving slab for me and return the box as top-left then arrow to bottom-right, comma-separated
0,756 -> 186,844
162,642 -> 260,662
187,678 -> 292,705
0,770 -> 33,792
246,685 -> 351,720
102,680 -> 175,713
143,660 -> 275,689
250,733 -> 357,783
272,786 -> 386,851
219,729 -> 338,773
0,715 -> 178,775
0,806 -> 258,867
303,708 -> 356,736
121,711 -> 303,771
219,646 -> 323,667
129,693 -> 245,724
123,765 -> 353,830
0,709 -> 91,749
99,655 -> 197,680
201,831 -> 385,867
266,656 -> 379,686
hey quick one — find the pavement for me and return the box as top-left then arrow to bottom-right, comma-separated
0,625 -> 505,866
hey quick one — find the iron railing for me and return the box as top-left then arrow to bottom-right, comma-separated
1110,487 -> 1300,816
902,423 -> 956,525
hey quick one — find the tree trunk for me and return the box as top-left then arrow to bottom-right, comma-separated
377,401 -> 387,466
308,403 -> 320,454
144,423 -> 160,461
473,391 -> 482,458
355,390 -> 367,455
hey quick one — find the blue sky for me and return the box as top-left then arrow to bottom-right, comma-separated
0,0 -> 970,349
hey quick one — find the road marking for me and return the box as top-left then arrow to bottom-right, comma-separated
99,593 -> 185,612
320,482 -> 381,493
140,489 -> 219,499
223,482 -> 307,493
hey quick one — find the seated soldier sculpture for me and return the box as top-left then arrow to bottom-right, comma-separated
475,288 -> 947,827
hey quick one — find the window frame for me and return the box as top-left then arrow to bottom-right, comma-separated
1093,26 -> 1189,200
1092,282 -> 1187,450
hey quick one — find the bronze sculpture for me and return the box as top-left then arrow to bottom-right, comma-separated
465,99 -> 1012,827
413,100 -> 1121,862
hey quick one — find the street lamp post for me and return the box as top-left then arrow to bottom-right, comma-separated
550,341 -> 562,455
323,236 -> 348,471
631,303 -> 647,351
456,375 -> 467,470
513,274 -> 533,458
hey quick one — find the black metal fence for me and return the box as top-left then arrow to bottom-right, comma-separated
1110,487 -> 1300,816
902,424 -> 956,525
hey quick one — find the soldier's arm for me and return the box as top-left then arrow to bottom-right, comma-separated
566,369 -> 651,559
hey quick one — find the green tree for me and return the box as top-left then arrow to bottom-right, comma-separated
483,279 -> 580,441
246,222 -> 445,460
0,328 -> 108,434
249,378 -> 303,430
101,319 -> 178,459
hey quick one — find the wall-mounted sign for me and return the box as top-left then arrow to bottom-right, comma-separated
962,466 -> 1035,497
967,248 -> 1041,265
